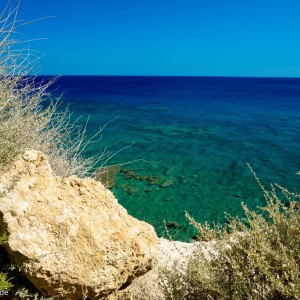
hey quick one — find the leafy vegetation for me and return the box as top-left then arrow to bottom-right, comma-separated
161,166 -> 300,300
0,272 -> 12,291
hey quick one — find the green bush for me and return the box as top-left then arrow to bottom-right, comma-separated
0,234 -> 12,292
162,166 -> 300,300
0,272 -> 12,291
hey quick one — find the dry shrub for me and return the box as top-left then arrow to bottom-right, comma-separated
162,166 -> 300,300
0,2 -> 116,296
0,2 -> 108,178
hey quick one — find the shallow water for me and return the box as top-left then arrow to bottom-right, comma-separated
50,76 -> 300,241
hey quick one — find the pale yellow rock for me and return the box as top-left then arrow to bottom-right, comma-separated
0,150 -> 158,299
111,238 -> 218,300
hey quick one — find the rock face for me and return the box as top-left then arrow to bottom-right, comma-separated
113,238 -> 217,300
111,238 -> 199,299
0,151 -> 158,299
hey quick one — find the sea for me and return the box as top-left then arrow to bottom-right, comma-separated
49,76 -> 300,241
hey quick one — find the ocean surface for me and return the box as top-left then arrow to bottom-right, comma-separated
50,76 -> 300,241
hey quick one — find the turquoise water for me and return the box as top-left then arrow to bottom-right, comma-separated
51,76 -> 300,241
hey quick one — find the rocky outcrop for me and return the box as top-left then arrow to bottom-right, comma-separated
113,238 -> 217,300
0,150 -> 158,299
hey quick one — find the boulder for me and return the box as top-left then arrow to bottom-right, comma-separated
112,238 -> 217,300
0,150 -> 158,299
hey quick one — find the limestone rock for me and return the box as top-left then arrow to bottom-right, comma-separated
113,238 -> 217,300
0,150 -> 158,299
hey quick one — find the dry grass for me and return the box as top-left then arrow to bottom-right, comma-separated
0,1 -> 122,297
0,2 -> 115,178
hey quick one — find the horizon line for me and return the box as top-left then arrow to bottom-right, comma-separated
33,74 -> 300,79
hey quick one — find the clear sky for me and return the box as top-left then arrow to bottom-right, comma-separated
9,0 -> 300,76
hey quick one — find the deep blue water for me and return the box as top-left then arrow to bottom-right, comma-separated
49,76 -> 300,241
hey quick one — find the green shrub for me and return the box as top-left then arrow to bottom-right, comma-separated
162,166 -> 300,300
0,234 -> 7,246
0,272 -> 12,291
0,232 -> 12,292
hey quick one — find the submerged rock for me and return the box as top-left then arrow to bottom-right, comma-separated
94,165 -> 121,189
165,221 -> 181,229
159,179 -> 174,188
119,169 -> 161,185
0,151 -> 158,299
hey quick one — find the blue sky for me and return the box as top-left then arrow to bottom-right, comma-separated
10,0 -> 300,76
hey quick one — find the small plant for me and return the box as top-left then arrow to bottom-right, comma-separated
0,233 -> 7,246
0,272 -> 12,291
161,166 -> 300,300
0,235 -> 12,293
